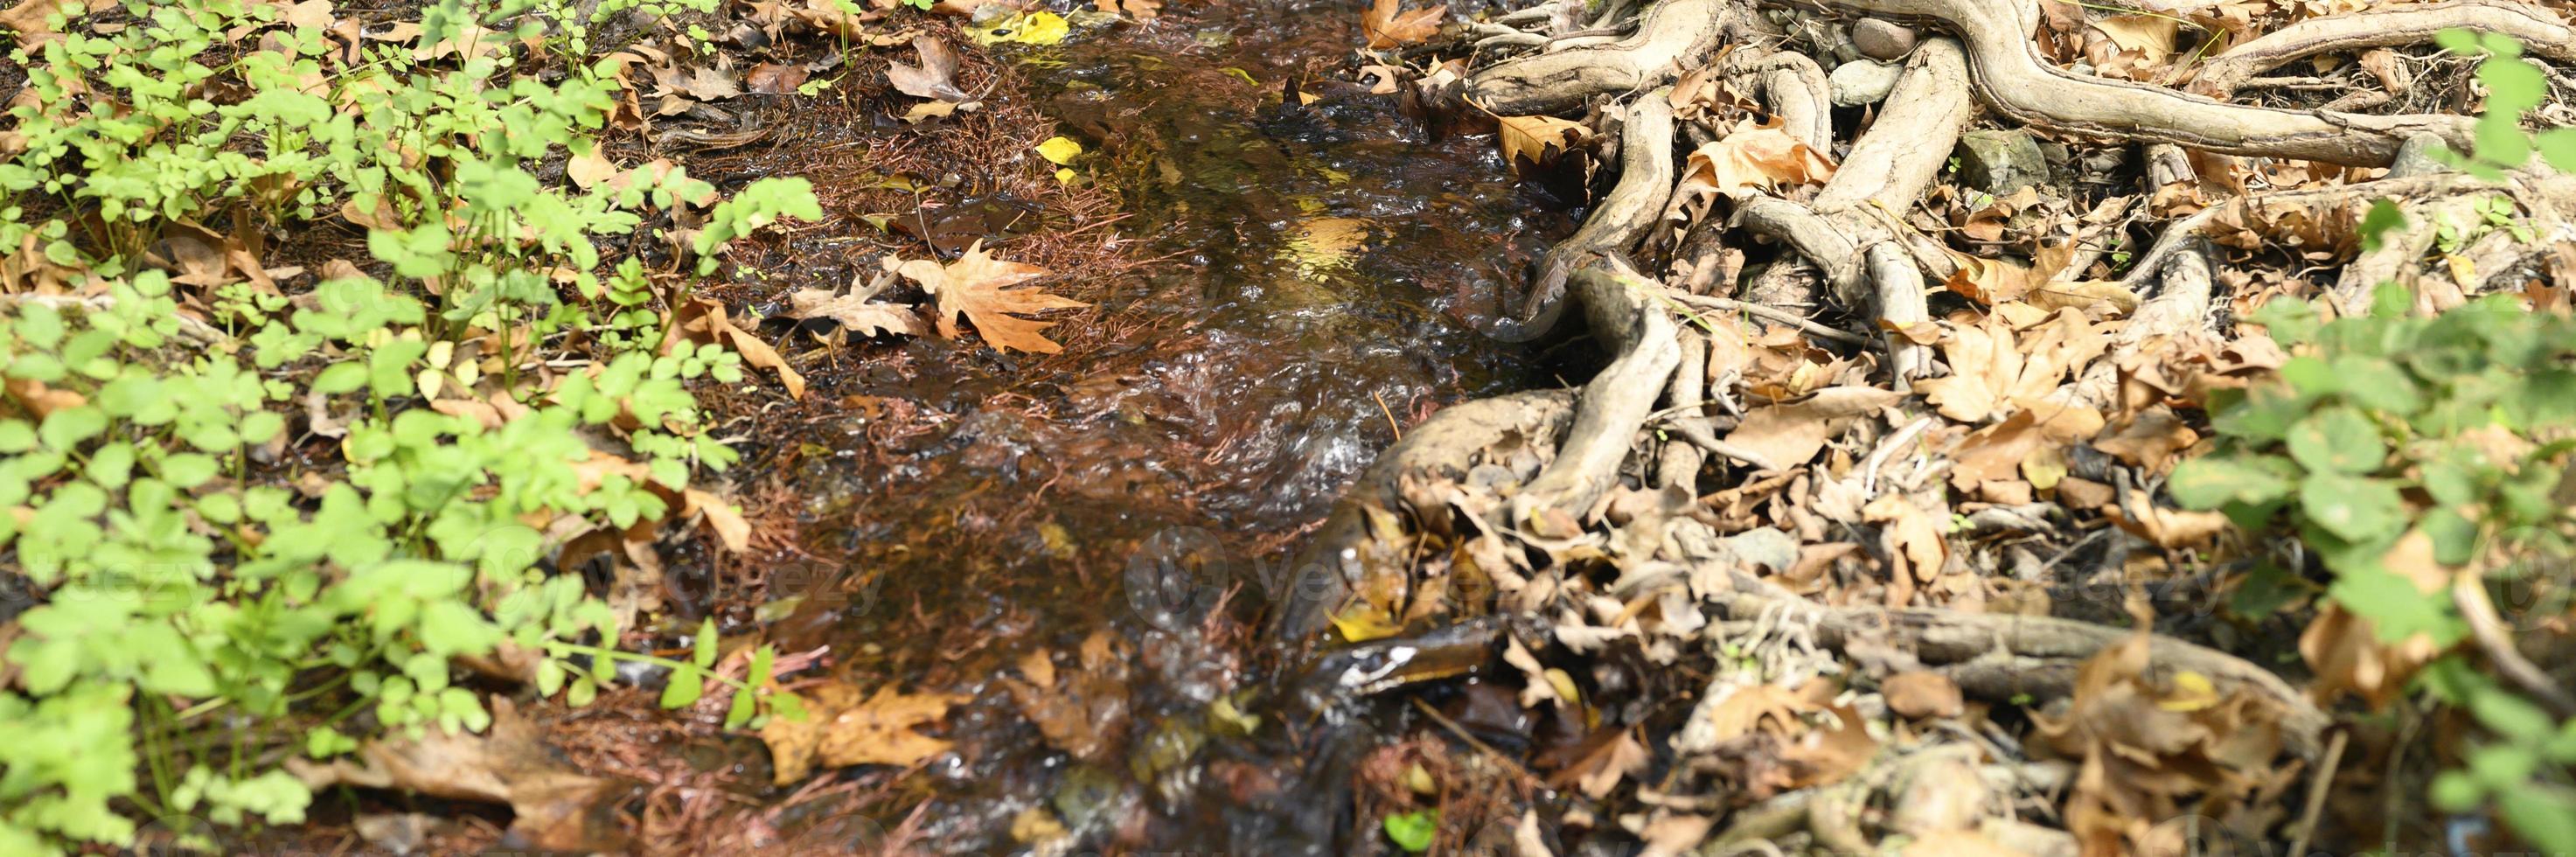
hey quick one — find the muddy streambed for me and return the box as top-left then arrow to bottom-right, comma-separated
734,3 -> 1573,852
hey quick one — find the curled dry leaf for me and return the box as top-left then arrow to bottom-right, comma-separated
898,241 -> 1088,354
1915,306 -> 2112,423
1881,671 -> 1965,719
1721,386 -> 1903,468
761,680 -> 970,784
284,700 -> 630,853
1667,117 -> 1837,222
1361,0 -> 1445,49
888,36 -> 972,103
1496,115 -> 1591,170
783,288 -> 928,338
1095,0 -> 1161,18
745,62 -> 811,94
670,296 -> 807,399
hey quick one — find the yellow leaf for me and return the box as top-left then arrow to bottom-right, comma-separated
1329,603 -> 1403,642
2157,671 -> 2220,712
1035,136 -> 1082,165
1495,114 -> 1590,170
970,10 -> 1069,45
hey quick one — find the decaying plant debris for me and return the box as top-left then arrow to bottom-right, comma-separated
1303,0 -> 2576,853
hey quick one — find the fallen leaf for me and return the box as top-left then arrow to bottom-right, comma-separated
683,489 -> 751,553
1722,386 -> 1903,468
1943,244 -> 2075,305
746,62 -> 810,94
897,241 -> 1087,354
888,36 -> 971,103
670,297 -> 806,398
1361,0 -> 1445,48
1915,307 -> 2112,423
1667,117 -> 1837,221
1899,831 -> 2024,857
1495,115 -> 1590,169
2091,14 -> 2177,60
1705,683 -> 1813,740
1095,0 -> 1160,18
285,700 -> 630,852
761,681 -> 968,784
1864,494 -> 1948,590
1882,671 -> 1965,719
567,149 -> 619,190
1779,704 -> 1876,789
783,288 -> 927,338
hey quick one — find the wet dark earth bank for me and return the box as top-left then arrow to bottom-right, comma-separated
735,3 -> 1578,853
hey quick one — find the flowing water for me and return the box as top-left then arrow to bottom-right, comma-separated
739,3 -> 1580,852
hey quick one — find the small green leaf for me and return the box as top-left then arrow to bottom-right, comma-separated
1383,810 -> 1438,853
2168,455 -> 2294,510
2357,199 -> 2406,252
2299,472 -> 2406,543
2285,408 -> 2385,474
693,617 -> 718,668
660,667 -> 704,708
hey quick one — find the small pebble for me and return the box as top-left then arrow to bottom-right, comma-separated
1851,18 -> 1918,62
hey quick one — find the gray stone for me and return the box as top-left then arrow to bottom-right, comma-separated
1829,59 -> 1902,108
1954,129 -> 2051,195
1850,18 -> 1918,61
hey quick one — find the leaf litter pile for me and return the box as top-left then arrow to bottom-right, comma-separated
1304,0 -> 2576,854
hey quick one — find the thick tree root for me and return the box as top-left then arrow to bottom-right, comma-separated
1466,0 -> 1738,115
1494,94 -> 1681,341
2190,0 -> 2576,98
1273,390 -> 1578,639
1759,0 -> 2471,165
1711,570 -> 2335,760
1511,261 -> 1682,530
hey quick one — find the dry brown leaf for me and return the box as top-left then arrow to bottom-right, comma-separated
281,0 -> 332,30
2094,406 -> 2198,473
897,241 -> 1087,354
888,36 -> 971,103
1706,683 -> 1814,741
1943,244 -> 2075,305
683,489 -> 752,553
2090,14 -> 2178,59
284,700 -> 629,852
783,288 -> 928,338
1361,0 -> 1445,48
1779,704 -> 1877,789
761,681 -> 968,784
567,149 -> 619,191
1003,631 -> 1131,762
746,62 -> 811,94
1916,307 -> 2112,423
1882,671 -> 1965,719
1863,494 -> 1948,593
2029,278 -> 2141,313
1095,0 -> 1160,18
670,296 -> 806,399
1,0 -> 114,52
1496,115 -> 1591,170
1669,118 -> 1836,219
1722,386 -> 1903,468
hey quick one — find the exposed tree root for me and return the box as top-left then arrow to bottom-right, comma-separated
1274,390 -> 1578,639
1708,569 -> 2336,760
1494,93 -> 1681,340
1511,261 -> 1682,529
2190,0 -> 2576,98
1772,0 -> 2475,164
1466,0 -> 1741,115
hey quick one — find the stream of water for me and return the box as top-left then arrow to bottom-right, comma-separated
755,3 -> 1578,852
